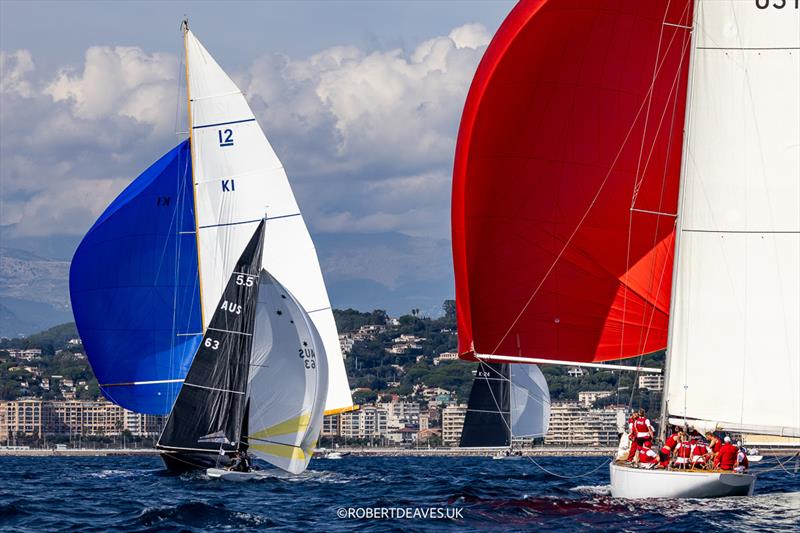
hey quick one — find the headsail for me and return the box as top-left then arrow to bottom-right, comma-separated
245,270 -> 329,475
184,29 -> 352,414
460,362 -> 550,447
665,1 -> 800,438
70,141 -> 201,414
157,221 -> 265,453
452,0 -> 694,364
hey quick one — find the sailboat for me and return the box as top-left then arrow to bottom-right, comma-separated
459,362 -> 550,459
452,0 -> 798,498
70,22 -> 353,475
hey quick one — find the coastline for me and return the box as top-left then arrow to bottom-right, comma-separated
3,446 -> 798,457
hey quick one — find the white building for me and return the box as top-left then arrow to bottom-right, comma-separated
433,352 -> 459,366
378,400 -> 420,430
442,404 -> 467,447
545,402 -> 624,447
578,390 -> 614,407
638,374 -> 664,391
338,334 -> 355,356
340,405 -> 387,439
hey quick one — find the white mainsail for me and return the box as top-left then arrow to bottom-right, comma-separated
246,270 -> 328,475
665,1 -> 800,437
184,30 -> 353,414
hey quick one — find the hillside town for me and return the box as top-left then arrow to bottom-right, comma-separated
0,303 -> 665,449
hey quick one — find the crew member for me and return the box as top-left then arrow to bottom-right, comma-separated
690,435 -> 709,469
705,432 -> 722,465
674,434 -> 693,469
637,440 -> 659,469
734,442 -> 750,473
659,426 -> 680,468
716,436 -> 738,471
626,409 -> 654,461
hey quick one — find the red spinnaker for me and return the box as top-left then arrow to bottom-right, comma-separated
452,0 -> 694,363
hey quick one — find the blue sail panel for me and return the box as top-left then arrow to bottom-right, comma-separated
70,141 -> 202,414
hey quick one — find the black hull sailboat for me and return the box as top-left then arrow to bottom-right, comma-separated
156,222 -> 264,472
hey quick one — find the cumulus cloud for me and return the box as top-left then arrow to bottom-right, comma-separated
1,24 -> 488,295
0,50 -> 35,97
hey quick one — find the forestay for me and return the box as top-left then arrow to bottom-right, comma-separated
184,30 -> 352,414
666,1 -> 800,437
246,270 -> 328,475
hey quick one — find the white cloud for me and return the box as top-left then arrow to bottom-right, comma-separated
44,46 -> 177,133
1,23 -> 488,299
0,50 -> 35,97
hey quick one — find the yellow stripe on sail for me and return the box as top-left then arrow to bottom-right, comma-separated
248,412 -> 311,440
323,404 -> 359,416
249,443 -> 307,461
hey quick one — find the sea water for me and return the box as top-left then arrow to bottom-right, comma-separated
1,455 -> 798,531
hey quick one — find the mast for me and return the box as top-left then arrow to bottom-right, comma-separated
658,0 -> 700,442
182,18 -> 206,329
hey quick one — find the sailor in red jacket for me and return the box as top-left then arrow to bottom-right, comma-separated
626,409 -> 654,461
637,440 -> 659,469
674,434 -> 693,469
659,427 -> 680,468
690,435 -> 709,469
705,432 -> 722,465
734,442 -> 750,473
716,436 -> 739,471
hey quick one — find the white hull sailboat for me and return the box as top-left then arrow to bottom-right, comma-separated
451,0 -> 799,500
609,463 -> 755,499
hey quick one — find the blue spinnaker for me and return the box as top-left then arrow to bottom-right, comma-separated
70,141 -> 202,414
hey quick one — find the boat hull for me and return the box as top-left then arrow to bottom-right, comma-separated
160,451 -> 230,473
206,468 -> 267,481
609,462 -> 755,498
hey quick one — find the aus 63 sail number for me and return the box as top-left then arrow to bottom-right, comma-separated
299,347 -> 316,369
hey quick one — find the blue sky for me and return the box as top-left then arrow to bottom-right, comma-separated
0,0 -> 513,316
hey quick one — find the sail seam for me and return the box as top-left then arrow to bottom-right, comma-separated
198,214 -> 300,229
183,382 -> 246,394
100,379 -> 185,387
206,327 -> 252,336
193,118 -> 255,129
190,90 -> 242,101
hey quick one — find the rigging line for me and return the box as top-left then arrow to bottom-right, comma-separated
631,22 -> 693,361
621,0 -> 691,364
481,362 -> 611,478
480,361 -> 551,409
489,18 -> 689,357
525,456 -> 612,480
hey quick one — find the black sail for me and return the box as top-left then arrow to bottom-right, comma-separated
459,362 -> 511,447
157,220 -> 265,453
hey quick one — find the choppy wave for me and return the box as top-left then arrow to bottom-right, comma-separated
0,455 -> 797,531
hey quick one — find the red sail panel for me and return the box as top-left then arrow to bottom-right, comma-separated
452,0 -> 693,363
